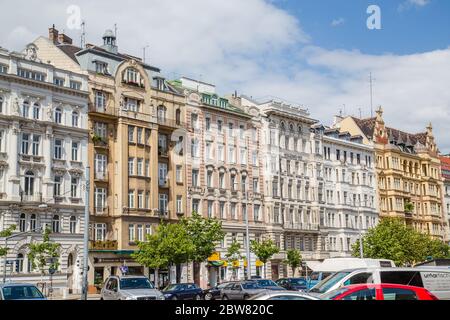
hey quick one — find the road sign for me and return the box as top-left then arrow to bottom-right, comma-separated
49,267 -> 56,275
120,265 -> 129,275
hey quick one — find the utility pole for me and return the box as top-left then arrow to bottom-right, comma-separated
369,73 -> 375,118
81,167 -> 90,300
142,45 -> 149,63
244,193 -> 251,280
358,200 -> 364,259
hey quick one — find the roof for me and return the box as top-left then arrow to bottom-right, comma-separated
57,44 -> 82,63
352,117 -> 377,139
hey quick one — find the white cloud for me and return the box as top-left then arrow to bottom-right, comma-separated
331,18 -> 345,27
399,0 -> 431,11
0,0 -> 448,152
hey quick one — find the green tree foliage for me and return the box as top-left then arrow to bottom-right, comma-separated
225,240 -> 242,264
284,249 -> 302,276
404,201 -> 414,213
352,218 -> 450,266
28,227 -> 61,275
0,225 -> 16,257
251,239 -> 279,278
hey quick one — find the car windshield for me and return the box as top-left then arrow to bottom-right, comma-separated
309,272 -> 350,294
242,282 -> 260,289
257,280 -> 278,287
2,286 -> 44,300
119,278 -> 154,290
217,283 -> 229,289
164,284 -> 185,291
320,287 -> 350,300
290,278 -> 307,285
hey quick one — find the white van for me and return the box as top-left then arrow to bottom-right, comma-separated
307,258 -> 395,290
309,267 -> 450,300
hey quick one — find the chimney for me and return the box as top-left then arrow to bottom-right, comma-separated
49,25 -> 59,44
58,33 -> 73,45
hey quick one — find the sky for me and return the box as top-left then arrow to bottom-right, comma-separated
1,0 -> 449,152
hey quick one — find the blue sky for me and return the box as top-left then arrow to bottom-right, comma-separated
274,0 -> 450,55
0,0 -> 449,151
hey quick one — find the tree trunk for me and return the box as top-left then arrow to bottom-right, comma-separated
193,262 -> 201,286
264,264 -> 267,279
176,264 -> 182,283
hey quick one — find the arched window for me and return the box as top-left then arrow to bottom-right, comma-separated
30,214 -> 37,231
54,108 -> 62,124
19,213 -> 26,232
157,105 -> 167,122
52,215 -> 60,233
22,101 -> 30,118
67,253 -> 74,267
72,111 -> 79,127
16,254 -> 24,273
289,123 -> 294,132
24,171 -> 35,196
69,216 -> 77,234
298,125 -> 303,134
175,109 -> 181,125
280,122 -> 286,132
32,103 -> 40,120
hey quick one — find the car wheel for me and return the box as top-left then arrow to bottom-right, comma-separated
222,295 -> 229,300
195,294 -> 202,300
204,293 -> 213,300
100,297 -> 104,300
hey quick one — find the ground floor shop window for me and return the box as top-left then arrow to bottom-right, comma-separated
94,267 -> 104,288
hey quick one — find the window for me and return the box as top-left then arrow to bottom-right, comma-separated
24,171 -> 34,196
218,144 -> 224,161
205,117 -> 211,131
128,126 -> 135,143
19,213 -> 26,232
158,163 -> 168,185
128,158 -> 134,175
145,224 -> 152,236
95,154 -> 107,177
71,177 -> 78,198
30,214 -> 36,231
70,216 -> 77,234
95,61 -> 108,75
219,172 -> 225,189
239,125 -> 245,139
32,135 -> 40,156
192,199 -> 200,214
206,170 -> 213,188
52,215 -> 60,233
254,205 -> 260,222
71,142 -> 79,161
228,123 -> 234,137
176,165 -> 183,183
17,68 -> 45,81
136,127 -> 143,144
231,203 -> 237,220
54,108 -> 62,124
176,195 -> 183,214
192,169 -> 199,187
54,139 -> 63,159
253,178 -> 259,193
93,223 -> 106,241
95,91 -> 106,111
22,101 -> 30,118
21,133 -> 30,154
219,202 -> 225,219
208,201 -> 214,218
191,113 -> 198,130
191,139 -> 199,158
54,77 -> 65,86
137,225 -> 144,242
159,194 -> 168,214
94,122 -> 107,138
342,288 -> 376,301
128,190 -> 135,208
69,81 -> 81,90
0,65 -> 7,74
0,96 -> 3,114
125,98 -> 139,112
382,288 -> 418,301
137,158 -> 143,176
54,176 -> 62,196
33,103 -> 40,120
145,160 -> 150,177
126,68 -> 139,84
157,106 -> 167,122
94,188 -> 107,212
137,191 -> 144,209
72,111 -> 79,127
128,224 -> 135,242
252,151 -> 258,166
16,253 -> 24,273
217,120 -> 223,133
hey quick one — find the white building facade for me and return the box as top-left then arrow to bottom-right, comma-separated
0,45 -> 89,295
321,126 -> 379,257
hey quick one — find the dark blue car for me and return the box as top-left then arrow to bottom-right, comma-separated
162,283 -> 203,300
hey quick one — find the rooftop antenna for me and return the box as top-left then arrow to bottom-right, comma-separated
80,21 -> 86,48
369,72 -> 376,117
142,45 -> 149,63
358,107 -> 362,119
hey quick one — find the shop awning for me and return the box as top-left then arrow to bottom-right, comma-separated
208,260 -> 225,267
207,252 -> 221,262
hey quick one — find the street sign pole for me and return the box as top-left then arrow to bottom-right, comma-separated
81,166 -> 90,300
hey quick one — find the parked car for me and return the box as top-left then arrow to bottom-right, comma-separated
250,291 -> 320,300
321,284 -> 439,301
254,279 -> 285,291
308,267 -> 450,300
221,281 -> 267,300
276,278 -> 308,291
0,283 -> 46,300
100,275 -> 165,300
203,282 -> 231,300
162,283 -> 203,300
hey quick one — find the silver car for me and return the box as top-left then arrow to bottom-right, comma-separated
100,275 -> 165,300
221,281 -> 267,300
0,283 -> 46,300
250,291 -> 320,300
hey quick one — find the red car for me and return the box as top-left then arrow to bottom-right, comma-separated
321,284 -> 439,301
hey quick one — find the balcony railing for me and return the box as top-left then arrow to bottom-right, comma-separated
283,222 -> 320,232
157,117 -> 187,129
89,240 -> 118,251
21,192 -> 43,203
94,170 -> 108,181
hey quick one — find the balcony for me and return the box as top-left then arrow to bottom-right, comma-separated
19,154 -> 43,164
283,222 -> 320,232
157,117 -> 187,130
89,240 -> 118,251
88,103 -> 118,117
159,179 -> 170,189
94,170 -> 108,181
94,206 -> 109,215
189,186 -> 203,194
21,192 -> 43,203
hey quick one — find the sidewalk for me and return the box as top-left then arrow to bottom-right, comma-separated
48,293 -> 101,300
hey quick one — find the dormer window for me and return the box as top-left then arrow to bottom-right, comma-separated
125,68 -> 139,84
54,77 -> 65,87
95,61 -> 109,75
211,96 -> 218,106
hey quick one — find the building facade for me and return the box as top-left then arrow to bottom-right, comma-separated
338,108 -> 448,241
440,155 -> 450,244
0,44 -> 89,294
321,124 -> 378,258
32,26 -> 186,291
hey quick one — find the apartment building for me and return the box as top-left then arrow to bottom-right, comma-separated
32,26 -> 186,291
440,155 -> 450,244
0,44 -> 89,294
338,107 -> 447,241
321,123 -> 378,257
170,78 -> 266,287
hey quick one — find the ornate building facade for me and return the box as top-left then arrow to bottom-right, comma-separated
0,44 -> 89,294
440,155 -> 450,244
338,107 -> 447,241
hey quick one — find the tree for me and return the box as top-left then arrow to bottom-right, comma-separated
132,222 -> 195,285
352,217 -> 450,266
284,249 -> 302,277
404,201 -> 414,213
225,240 -> 242,281
28,227 -> 61,277
0,225 -> 16,257
182,212 -> 225,285
251,239 -> 279,278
